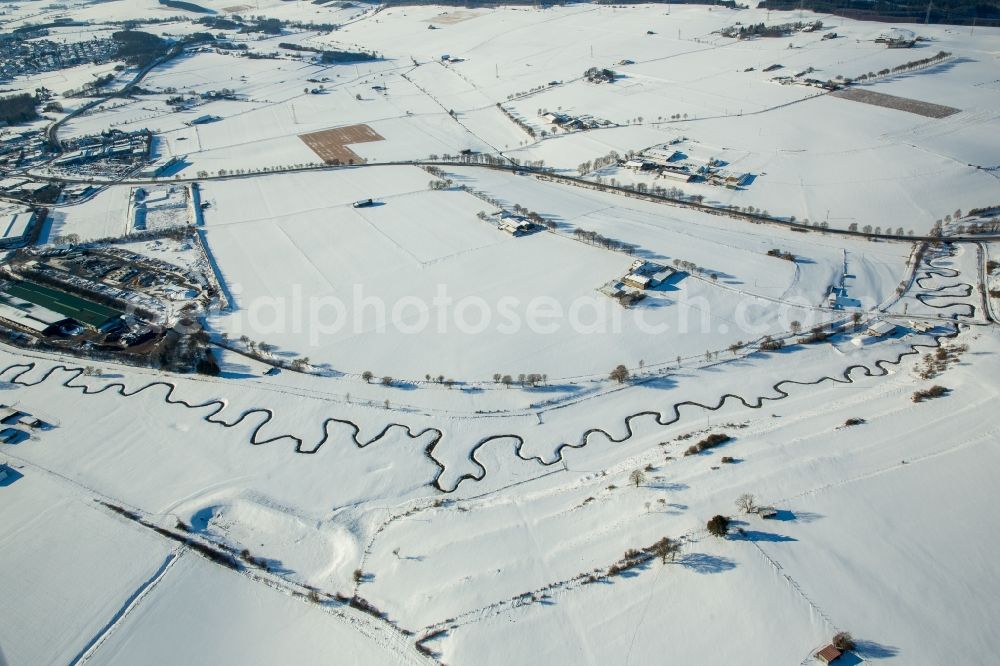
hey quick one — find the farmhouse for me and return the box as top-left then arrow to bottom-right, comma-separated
642,149 -> 683,167
622,273 -> 652,290
499,216 -> 535,236
866,320 -> 896,338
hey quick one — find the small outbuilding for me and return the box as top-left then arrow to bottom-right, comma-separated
815,644 -> 842,663
757,506 -> 778,519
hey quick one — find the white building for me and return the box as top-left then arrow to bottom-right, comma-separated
499,217 -> 534,236
866,320 -> 896,337
0,211 -> 35,248
659,169 -> 693,183
0,291 -> 70,334
622,273 -> 652,290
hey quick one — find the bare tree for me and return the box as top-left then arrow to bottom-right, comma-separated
648,536 -> 682,564
832,632 -> 856,651
629,469 -> 646,487
362,371 -> 373,383
735,493 -> 757,514
610,364 -> 630,383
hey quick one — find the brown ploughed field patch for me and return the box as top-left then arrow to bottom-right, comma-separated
299,124 -> 384,165
832,88 -> 960,119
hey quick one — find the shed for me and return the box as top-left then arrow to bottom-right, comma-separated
815,644 -> 842,663
866,320 -> 896,337
757,506 -> 778,519
908,319 -> 933,333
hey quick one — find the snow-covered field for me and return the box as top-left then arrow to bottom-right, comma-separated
2,1 -> 999,664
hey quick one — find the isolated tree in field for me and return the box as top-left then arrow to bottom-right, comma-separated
629,469 -> 646,487
362,370 -> 373,383
790,320 -> 802,335
648,536 -> 682,564
610,365 -> 629,383
707,514 -> 730,537
735,493 -> 757,514
832,632 -> 856,651
501,374 -> 512,388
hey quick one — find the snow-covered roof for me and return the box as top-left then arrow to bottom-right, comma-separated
866,320 -> 896,336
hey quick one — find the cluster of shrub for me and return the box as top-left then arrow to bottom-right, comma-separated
721,20 -> 820,39
767,248 -> 797,262
759,335 -> 785,351
158,0 -> 212,13
912,385 -> 948,402
112,30 -> 168,66
584,67 -> 617,83
763,0 -> 998,26
684,433 -> 732,456
278,42 -> 378,63
492,372 -> 545,387
917,343 -> 967,380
